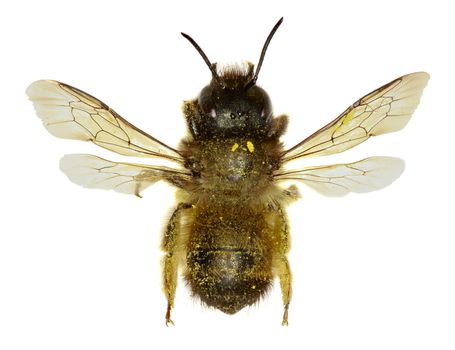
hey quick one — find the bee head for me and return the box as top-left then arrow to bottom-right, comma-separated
181,18 -> 283,139
192,63 -> 272,138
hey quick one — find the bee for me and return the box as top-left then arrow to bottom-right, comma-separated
27,18 -> 429,326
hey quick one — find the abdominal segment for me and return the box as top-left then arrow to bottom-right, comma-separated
184,211 -> 273,314
186,248 -> 272,314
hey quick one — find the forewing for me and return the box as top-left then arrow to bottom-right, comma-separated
274,157 -> 404,197
27,80 -> 183,162
282,72 -> 429,161
60,154 -> 192,197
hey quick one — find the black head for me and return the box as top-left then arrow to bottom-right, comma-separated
182,18 -> 283,140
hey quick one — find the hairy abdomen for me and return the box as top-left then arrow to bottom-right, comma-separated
184,207 -> 273,314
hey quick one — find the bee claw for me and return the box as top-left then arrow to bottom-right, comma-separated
165,303 -> 175,327
281,303 -> 289,326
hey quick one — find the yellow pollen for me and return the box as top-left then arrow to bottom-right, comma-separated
231,143 -> 239,152
342,110 -> 354,125
246,141 -> 255,153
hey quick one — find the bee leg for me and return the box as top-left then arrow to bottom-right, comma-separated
269,204 -> 293,326
276,256 -> 292,326
161,202 -> 192,326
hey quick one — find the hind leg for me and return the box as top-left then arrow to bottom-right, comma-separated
275,254 -> 292,325
268,202 -> 293,325
161,203 -> 191,326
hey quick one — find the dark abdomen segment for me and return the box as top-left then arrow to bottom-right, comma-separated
184,210 -> 273,314
186,248 -> 272,314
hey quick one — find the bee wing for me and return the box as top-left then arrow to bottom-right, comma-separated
27,80 -> 184,163
60,154 -> 192,197
282,72 -> 429,162
274,157 -> 404,197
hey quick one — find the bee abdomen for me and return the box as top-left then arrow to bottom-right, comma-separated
185,248 -> 273,314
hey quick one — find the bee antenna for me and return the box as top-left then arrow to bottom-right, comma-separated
181,32 -> 223,86
246,17 -> 284,89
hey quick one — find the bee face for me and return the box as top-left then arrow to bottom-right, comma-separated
192,65 -> 273,139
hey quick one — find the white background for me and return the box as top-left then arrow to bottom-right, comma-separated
1,0 -> 454,349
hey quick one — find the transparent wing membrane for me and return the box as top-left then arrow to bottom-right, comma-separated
27,80 -> 184,162
274,157 -> 405,197
60,154 -> 192,197
282,72 -> 429,161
